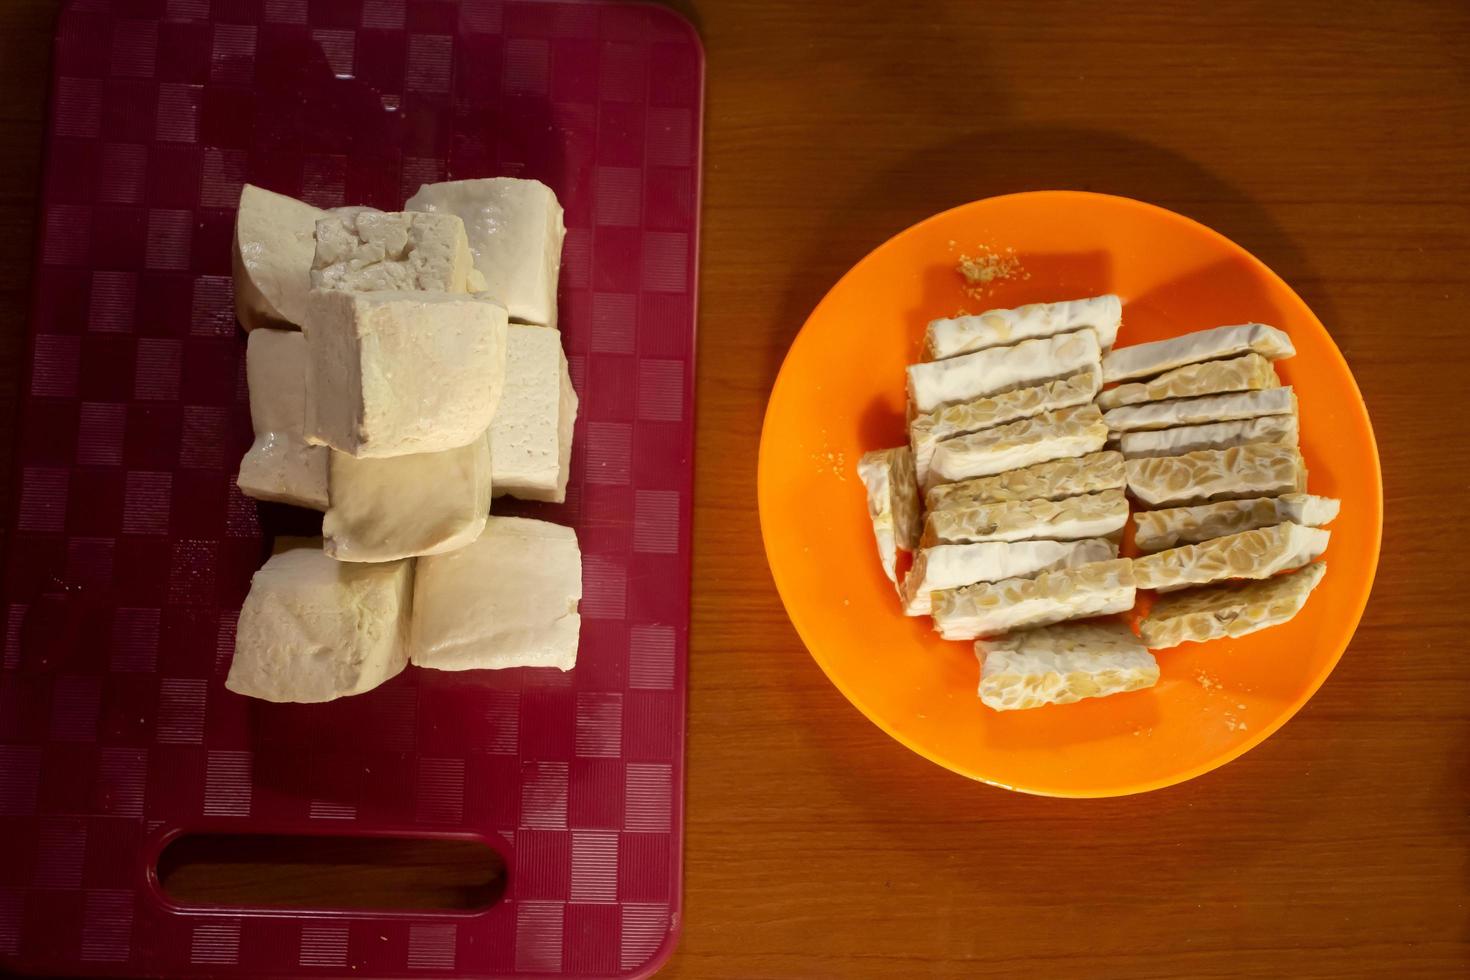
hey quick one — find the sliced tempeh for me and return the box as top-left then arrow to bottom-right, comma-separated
909,367 -> 1100,486
923,488 -> 1128,547
1125,443 -> 1305,508
1102,387 -> 1295,433
931,558 -> 1136,640
976,621 -> 1158,711
900,538 -> 1116,616
1134,493 -> 1341,552
856,447 -> 922,583
927,404 -> 1107,488
926,450 -> 1125,511
1139,562 -> 1327,649
1119,413 -> 1299,459
924,294 -> 1121,360
1101,323 -> 1295,383
1096,352 -> 1279,410
907,328 -> 1102,414
1132,522 -> 1329,592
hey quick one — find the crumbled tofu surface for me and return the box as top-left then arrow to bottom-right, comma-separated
237,328 -> 329,509
312,210 -> 479,294
226,544 -> 413,703
302,290 -> 508,458
411,517 -> 582,671
489,325 -> 578,503
407,178 -> 565,327
324,434 -> 492,562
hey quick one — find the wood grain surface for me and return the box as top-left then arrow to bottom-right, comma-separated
5,1 -> 1469,977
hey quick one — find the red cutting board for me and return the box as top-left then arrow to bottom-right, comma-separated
0,1 -> 701,977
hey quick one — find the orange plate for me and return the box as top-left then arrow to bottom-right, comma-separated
758,191 -> 1382,797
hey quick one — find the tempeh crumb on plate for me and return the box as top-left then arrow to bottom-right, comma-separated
955,246 -> 1027,298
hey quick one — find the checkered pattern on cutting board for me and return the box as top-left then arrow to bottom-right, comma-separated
0,2 -> 701,977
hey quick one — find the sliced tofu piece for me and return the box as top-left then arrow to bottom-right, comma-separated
407,178 -> 565,327
927,404 -> 1107,488
237,329 -> 330,509
907,327 -> 1102,414
932,558 -> 1136,640
303,290 -> 508,458
1118,413 -> 1299,459
1132,522 -> 1329,592
1102,387 -> 1295,433
976,621 -> 1158,711
490,325 -> 578,503
1134,493 -> 1342,552
926,450 -> 1125,512
232,184 -> 325,331
1140,561 -> 1327,649
411,516 -> 581,671
901,538 -> 1116,616
312,210 -> 480,293
1125,443 -> 1305,508
1101,323 -> 1295,383
323,435 -> 491,562
923,488 -> 1129,547
909,367 -> 1100,485
1096,352 -> 1279,410
856,446 -> 922,583
924,294 -> 1121,360
225,544 -> 412,702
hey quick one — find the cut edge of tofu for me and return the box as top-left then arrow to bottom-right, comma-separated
490,327 -> 578,503
225,546 -> 413,703
322,435 -> 493,563
408,516 -> 582,672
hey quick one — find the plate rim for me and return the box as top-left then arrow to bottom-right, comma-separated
757,189 -> 1384,798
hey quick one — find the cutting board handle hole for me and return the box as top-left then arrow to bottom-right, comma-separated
155,833 -> 507,912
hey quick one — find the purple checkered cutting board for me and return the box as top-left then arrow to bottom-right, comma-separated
0,1 -> 701,977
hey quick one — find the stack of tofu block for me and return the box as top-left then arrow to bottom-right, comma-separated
859,298 -> 1339,712
225,181 -> 582,704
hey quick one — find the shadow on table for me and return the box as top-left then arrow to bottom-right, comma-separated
766,124 -> 1339,393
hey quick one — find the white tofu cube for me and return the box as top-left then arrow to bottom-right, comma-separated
323,434 -> 491,562
312,210 -> 482,294
233,184 -> 324,331
411,517 -> 582,671
237,329 -> 329,509
490,325 -> 577,503
226,543 -> 412,702
303,290 -> 508,458
406,178 -> 565,327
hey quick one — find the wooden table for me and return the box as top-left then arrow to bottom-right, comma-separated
4,1 -> 1468,977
